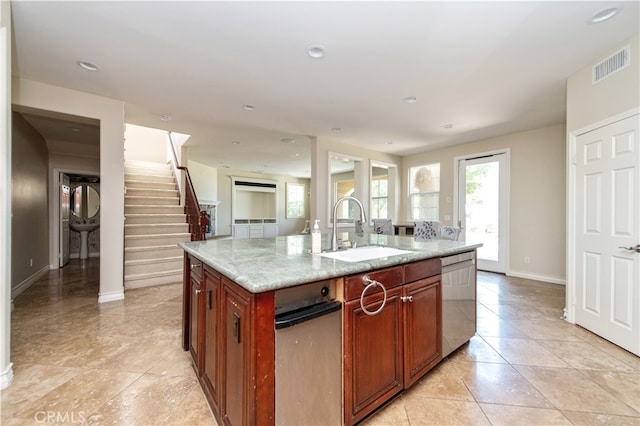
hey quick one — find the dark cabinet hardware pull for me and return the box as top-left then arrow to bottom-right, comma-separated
233,313 -> 241,343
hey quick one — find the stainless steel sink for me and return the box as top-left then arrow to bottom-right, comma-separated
318,246 -> 412,263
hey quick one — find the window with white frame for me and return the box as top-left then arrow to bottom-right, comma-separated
370,167 -> 388,220
285,182 -> 306,219
408,163 -> 440,221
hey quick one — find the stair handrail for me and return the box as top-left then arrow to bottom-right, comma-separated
167,132 -> 208,241
167,132 -> 183,198
178,166 -> 208,241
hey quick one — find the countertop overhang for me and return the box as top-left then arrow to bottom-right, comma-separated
180,233 -> 482,293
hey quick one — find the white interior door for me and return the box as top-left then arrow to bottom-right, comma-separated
456,152 -> 509,273
59,173 -> 70,267
574,114 -> 639,355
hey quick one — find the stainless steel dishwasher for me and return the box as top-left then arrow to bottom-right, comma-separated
441,251 -> 477,357
274,280 -> 342,426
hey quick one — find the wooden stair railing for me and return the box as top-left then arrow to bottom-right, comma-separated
167,131 -> 207,241
178,166 -> 208,241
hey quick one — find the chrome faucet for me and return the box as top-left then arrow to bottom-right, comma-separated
331,196 -> 367,251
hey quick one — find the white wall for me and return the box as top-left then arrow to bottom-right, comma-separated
403,124 -> 566,283
1,0 -> 14,390
124,123 -> 169,163
567,33 -> 639,134
187,160 -> 218,203
13,78 -> 126,303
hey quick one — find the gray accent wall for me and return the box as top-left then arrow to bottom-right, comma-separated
11,112 -> 49,294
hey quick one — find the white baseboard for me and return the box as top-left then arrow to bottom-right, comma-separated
98,290 -> 124,303
11,265 -> 50,299
0,362 -> 14,390
507,270 -> 566,285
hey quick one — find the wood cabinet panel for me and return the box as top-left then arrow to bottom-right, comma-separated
404,257 -> 440,283
344,287 -> 403,425
343,262 -> 443,425
189,272 -> 204,375
220,278 -> 251,426
202,267 -> 221,411
219,278 -> 275,426
182,254 -> 202,351
403,275 -> 442,388
344,266 -> 403,301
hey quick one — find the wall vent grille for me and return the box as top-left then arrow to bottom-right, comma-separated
592,45 -> 630,84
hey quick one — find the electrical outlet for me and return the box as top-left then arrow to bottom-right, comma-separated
524,256 -> 531,264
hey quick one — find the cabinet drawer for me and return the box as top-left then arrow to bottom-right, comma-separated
189,255 -> 203,280
344,266 -> 403,301
404,258 -> 440,283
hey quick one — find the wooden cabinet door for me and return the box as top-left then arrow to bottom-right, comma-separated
344,287 -> 403,425
189,274 -> 204,375
403,275 -> 442,388
220,279 -> 251,426
202,267 -> 220,412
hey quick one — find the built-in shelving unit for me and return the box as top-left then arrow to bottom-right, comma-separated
231,177 -> 278,239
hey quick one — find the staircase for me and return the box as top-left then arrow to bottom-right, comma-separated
124,160 -> 191,289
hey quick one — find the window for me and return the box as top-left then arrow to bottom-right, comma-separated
285,183 -> 305,219
370,168 -> 388,220
408,163 -> 440,221
335,179 -> 355,222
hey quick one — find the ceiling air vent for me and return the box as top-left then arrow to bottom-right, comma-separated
592,45 -> 630,84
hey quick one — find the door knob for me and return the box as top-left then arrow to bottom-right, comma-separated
618,244 -> 640,253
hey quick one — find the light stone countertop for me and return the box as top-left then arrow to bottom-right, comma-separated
179,232 -> 481,294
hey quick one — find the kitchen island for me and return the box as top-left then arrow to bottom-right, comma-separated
180,233 -> 480,425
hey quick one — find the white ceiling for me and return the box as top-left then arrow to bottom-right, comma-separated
10,1 -> 640,177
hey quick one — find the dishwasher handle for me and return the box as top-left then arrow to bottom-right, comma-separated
275,301 -> 342,330
441,259 -> 475,275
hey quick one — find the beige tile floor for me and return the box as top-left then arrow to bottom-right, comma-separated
2,258 -> 639,425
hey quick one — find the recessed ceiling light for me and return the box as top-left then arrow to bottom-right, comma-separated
232,141 -> 240,145
306,45 -> 326,59
68,127 -> 81,132
77,60 -> 99,71
403,96 -> 418,104
443,123 -> 454,129
281,138 -> 295,144
590,7 -> 619,24
242,104 -> 255,111
331,127 -> 343,133
384,141 -> 393,145
160,114 -> 172,122
295,153 -> 302,157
